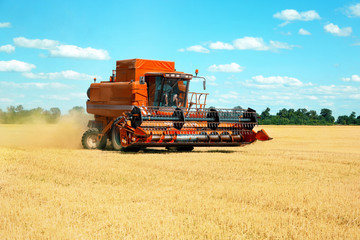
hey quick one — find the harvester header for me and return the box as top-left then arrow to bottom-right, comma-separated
82,58 -> 271,151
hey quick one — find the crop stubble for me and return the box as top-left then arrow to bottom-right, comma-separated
0,124 -> 359,239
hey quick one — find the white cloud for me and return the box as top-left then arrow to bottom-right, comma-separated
319,100 -> 334,107
205,75 -> 217,86
0,60 -> 35,72
312,85 -> 357,94
209,41 -> 234,50
13,37 -> 60,49
298,28 -> 311,35
22,70 -> 101,81
341,75 -> 360,82
0,98 -> 12,103
324,23 -> 352,37
49,45 -> 110,60
306,96 -> 318,100
179,45 -> 210,53
274,9 -> 320,26
40,95 -> 70,101
0,22 -> 11,28
347,3 -> 360,17
252,75 -> 304,87
208,63 -> 244,73
233,37 -> 269,51
0,81 -> 69,89
13,37 -> 110,60
269,41 -> 295,50
184,37 -> 294,53
70,92 -> 87,99
233,37 -> 295,51
349,94 -> 360,99
0,44 -> 15,53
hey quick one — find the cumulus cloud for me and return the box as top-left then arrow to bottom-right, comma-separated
23,70 -> 101,81
233,37 -> 269,51
48,45 -> 110,60
233,37 -> 294,51
0,98 -> 12,103
13,37 -> 60,49
269,40 -> 295,50
341,75 -> 360,82
184,37 -> 295,53
349,94 -> 360,99
205,75 -> 217,86
253,75 -> 304,87
347,3 -> 360,17
40,95 -> 70,101
0,60 -> 35,72
324,23 -> 352,37
13,37 -> 110,60
0,44 -> 15,53
243,75 -> 305,89
0,81 -> 69,89
0,22 -> 11,28
274,9 -> 320,26
178,45 -> 210,53
312,85 -> 357,94
298,28 -> 311,35
305,96 -> 318,100
208,63 -> 244,73
208,41 -> 234,50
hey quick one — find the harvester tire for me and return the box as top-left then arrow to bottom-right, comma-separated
111,126 -> 140,152
111,126 -> 122,150
82,128 -> 107,150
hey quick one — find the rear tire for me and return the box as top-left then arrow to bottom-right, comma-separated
82,128 -> 107,150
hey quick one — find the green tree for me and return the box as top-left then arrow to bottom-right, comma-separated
46,107 -> 61,123
261,107 -> 271,120
320,108 -> 335,124
69,106 -> 85,115
337,115 -> 349,125
349,112 -> 356,125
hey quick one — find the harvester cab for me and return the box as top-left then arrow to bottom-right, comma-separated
145,74 -> 191,108
82,58 -> 271,151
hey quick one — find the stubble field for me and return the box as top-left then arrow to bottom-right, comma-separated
0,122 -> 359,239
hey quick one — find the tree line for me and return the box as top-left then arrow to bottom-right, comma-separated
258,107 -> 360,125
0,105 -> 86,124
1,105 -> 360,125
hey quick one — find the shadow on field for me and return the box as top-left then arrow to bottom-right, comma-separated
102,147 -> 236,154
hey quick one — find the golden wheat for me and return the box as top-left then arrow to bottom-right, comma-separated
0,124 -> 359,239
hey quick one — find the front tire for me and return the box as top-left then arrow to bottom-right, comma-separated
82,128 -> 107,149
111,126 -> 140,152
111,126 -> 122,150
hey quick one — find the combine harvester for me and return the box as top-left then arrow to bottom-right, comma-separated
82,59 -> 271,151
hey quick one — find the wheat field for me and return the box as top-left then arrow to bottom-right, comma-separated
0,122 -> 359,239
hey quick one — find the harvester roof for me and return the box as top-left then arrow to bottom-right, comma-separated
115,59 -> 192,82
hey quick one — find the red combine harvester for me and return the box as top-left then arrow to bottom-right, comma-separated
82,59 -> 271,151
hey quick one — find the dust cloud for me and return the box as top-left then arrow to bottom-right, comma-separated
0,114 -> 92,149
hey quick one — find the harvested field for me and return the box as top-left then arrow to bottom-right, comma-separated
0,124 -> 359,239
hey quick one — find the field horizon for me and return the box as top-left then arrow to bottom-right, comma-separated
0,124 -> 359,239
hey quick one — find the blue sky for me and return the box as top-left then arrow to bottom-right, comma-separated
0,0 -> 360,116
